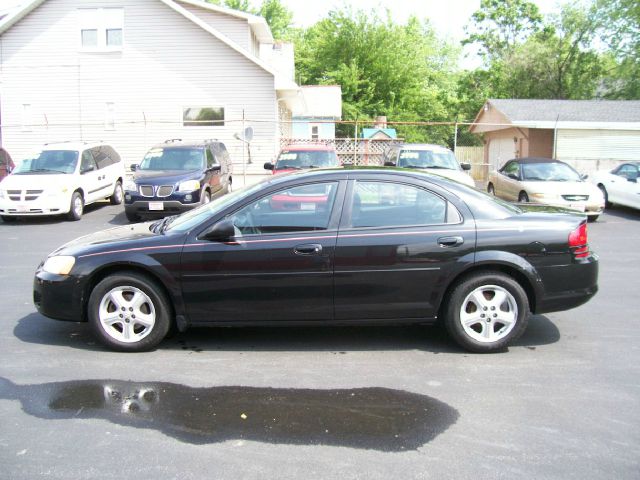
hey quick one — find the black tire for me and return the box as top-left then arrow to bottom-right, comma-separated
67,191 -> 84,221
443,272 -> 529,353
598,184 -> 611,208
1,215 -> 17,223
487,183 -> 495,195
88,272 -> 172,352
110,181 -> 123,205
201,189 -> 211,205
587,215 -> 599,223
125,210 -> 140,223
518,191 -> 529,203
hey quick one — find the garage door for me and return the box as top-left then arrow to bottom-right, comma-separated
488,137 -> 516,171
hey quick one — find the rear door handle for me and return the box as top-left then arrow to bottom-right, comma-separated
438,236 -> 464,248
294,243 -> 323,255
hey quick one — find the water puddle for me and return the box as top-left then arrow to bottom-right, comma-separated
0,377 -> 457,451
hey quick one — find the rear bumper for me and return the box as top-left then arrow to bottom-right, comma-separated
534,253 -> 599,314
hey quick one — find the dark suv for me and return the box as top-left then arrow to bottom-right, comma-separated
124,139 -> 232,222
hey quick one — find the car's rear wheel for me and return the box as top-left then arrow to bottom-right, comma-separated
587,215 -> 599,223
518,191 -> 529,203
487,183 -> 496,196
598,184 -> 611,208
88,273 -> 171,352
110,181 -> 123,205
444,272 -> 529,353
67,191 -> 84,221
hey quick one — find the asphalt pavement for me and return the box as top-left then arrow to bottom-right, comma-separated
0,201 -> 638,479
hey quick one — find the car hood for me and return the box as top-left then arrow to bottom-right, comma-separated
133,170 -> 201,185
51,222 -> 166,257
1,173 -> 73,189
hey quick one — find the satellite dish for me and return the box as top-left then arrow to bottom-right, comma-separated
243,126 -> 253,142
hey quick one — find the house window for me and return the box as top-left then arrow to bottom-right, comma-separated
21,104 -> 32,131
183,107 -> 224,127
310,124 -> 320,140
105,103 -> 115,130
78,8 -> 123,50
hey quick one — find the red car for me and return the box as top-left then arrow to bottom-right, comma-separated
264,144 -> 339,175
0,147 -> 14,181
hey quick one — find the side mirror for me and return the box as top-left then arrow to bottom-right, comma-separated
264,162 -> 274,171
383,161 -> 396,167
130,164 -> 138,172
580,173 -> 589,180
461,163 -> 471,171
201,219 -> 235,242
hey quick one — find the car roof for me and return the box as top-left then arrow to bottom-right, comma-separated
41,141 -> 111,151
398,143 -> 453,152
280,144 -> 336,152
510,157 -> 565,164
151,139 -> 222,148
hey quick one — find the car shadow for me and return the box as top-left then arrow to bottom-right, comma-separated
600,205 -> 640,221
108,209 -> 132,226
15,312 -> 560,354
0,201 -> 115,225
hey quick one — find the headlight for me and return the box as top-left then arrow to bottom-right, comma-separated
42,256 -> 76,275
123,180 -> 137,192
178,180 -> 200,192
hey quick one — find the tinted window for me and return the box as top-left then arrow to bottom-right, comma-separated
351,181 -> 448,228
81,150 -> 97,173
230,182 -> 338,234
206,148 -> 218,168
503,162 -> 520,177
92,147 -> 111,169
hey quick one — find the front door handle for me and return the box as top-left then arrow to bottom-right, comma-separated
294,243 -> 323,255
438,236 -> 464,248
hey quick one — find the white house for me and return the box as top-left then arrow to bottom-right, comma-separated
290,85 -> 342,140
0,0 -> 307,175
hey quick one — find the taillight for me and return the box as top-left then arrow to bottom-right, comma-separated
569,222 -> 589,258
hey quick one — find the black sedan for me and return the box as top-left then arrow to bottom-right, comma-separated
33,168 -> 599,353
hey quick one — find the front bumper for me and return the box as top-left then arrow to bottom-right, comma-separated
0,194 -> 71,217
124,190 -> 202,217
33,269 -> 85,321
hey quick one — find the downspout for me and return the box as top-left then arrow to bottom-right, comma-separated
552,114 -> 560,159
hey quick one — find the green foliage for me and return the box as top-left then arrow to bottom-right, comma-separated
463,0 -> 543,63
259,0 -> 293,39
293,8 -> 459,141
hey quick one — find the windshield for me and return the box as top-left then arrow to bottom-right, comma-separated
139,147 -> 204,171
12,150 -> 78,174
166,179 -> 270,233
522,162 -> 581,182
275,150 -> 339,170
396,149 -> 459,170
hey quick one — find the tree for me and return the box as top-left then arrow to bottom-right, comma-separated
293,8 -> 459,141
259,0 -> 293,39
463,0 -> 543,63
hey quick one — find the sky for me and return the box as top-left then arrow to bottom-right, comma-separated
0,0 -> 562,67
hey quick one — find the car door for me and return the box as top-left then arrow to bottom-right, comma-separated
497,161 -> 522,201
614,164 -> 640,208
91,146 -> 117,198
78,149 -> 102,203
334,176 -> 475,321
205,146 -> 222,196
180,179 -> 346,324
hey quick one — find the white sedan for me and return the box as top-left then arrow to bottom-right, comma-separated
487,157 -> 605,221
591,162 -> 640,211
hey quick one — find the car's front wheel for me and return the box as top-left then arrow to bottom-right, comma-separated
443,272 -> 529,353
518,191 -> 529,203
598,184 -> 611,208
88,273 -> 172,352
67,191 -> 84,221
487,183 -> 496,196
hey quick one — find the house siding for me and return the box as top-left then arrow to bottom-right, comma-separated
0,0 -> 278,174
176,1 -> 250,51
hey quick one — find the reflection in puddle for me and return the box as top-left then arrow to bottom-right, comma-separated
0,377 -> 457,451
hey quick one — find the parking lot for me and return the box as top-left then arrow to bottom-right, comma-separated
0,202 -> 638,479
